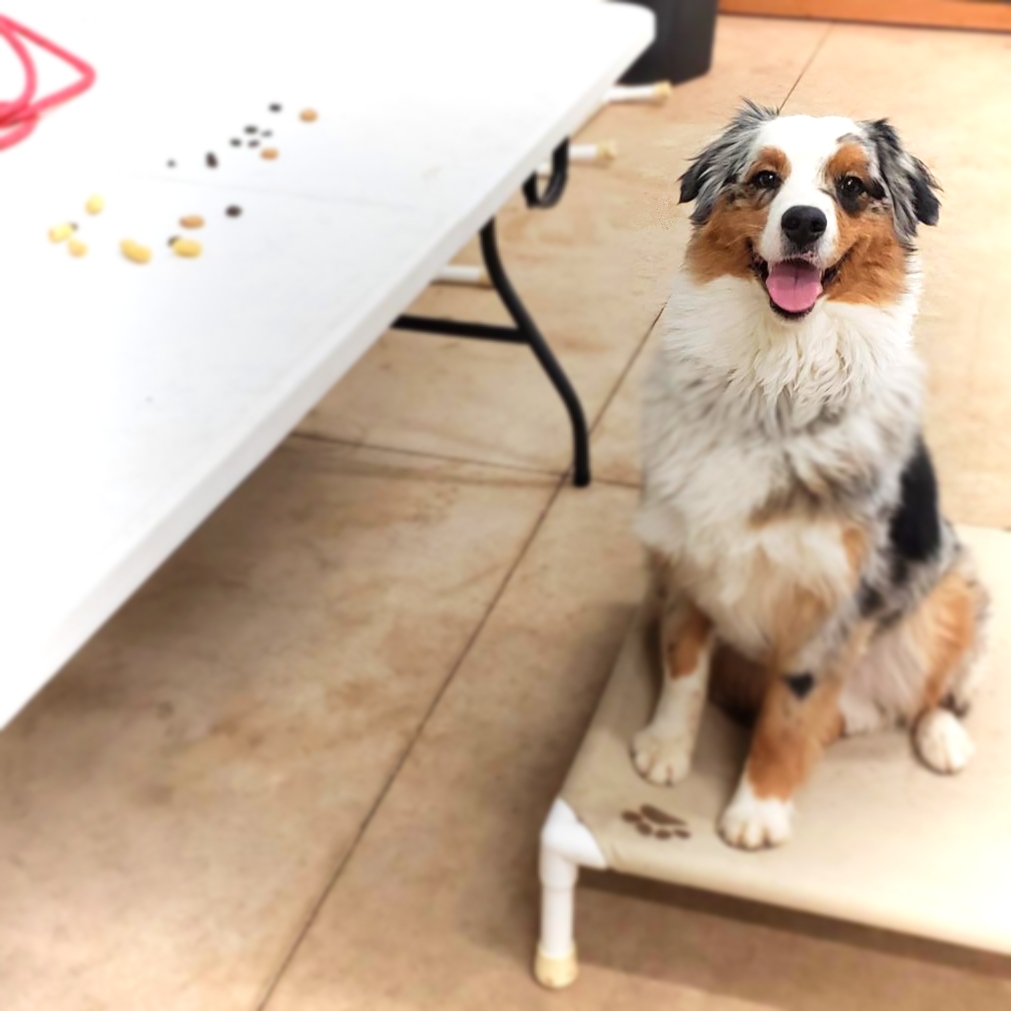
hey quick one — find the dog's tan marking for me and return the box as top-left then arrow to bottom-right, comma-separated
751,145 -> 791,181
746,674 -> 844,801
668,605 -> 712,678
907,567 -> 982,712
824,143 -> 908,307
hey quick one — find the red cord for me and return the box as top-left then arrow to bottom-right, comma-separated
0,14 -> 96,151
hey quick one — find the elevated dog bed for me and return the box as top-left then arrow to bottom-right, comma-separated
535,526 -> 1011,988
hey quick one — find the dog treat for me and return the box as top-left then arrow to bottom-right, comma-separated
180,215 -> 205,229
655,830 -> 673,841
170,237 -> 202,258
68,238 -> 88,257
85,194 -> 104,215
120,239 -> 152,264
261,147 -> 278,160
269,103 -> 281,112
621,810 -> 643,824
48,222 -> 74,243
245,125 -> 257,134
226,205 -> 242,217
167,235 -> 179,247
248,139 -> 259,148
167,160 -> 176,168
230,138 -> 241,147
262,130 -> 272,137
636,823 -> 654,837
299,108 -> 318,122
206,152 -> 218,168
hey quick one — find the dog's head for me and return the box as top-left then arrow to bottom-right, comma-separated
679,102 -> 940,319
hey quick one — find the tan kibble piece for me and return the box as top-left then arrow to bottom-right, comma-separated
68,238 -> 88,258
299,108 -> 318,122
261,147 -> 279,160
120,239 -> 152,264
170,237 -> 202,258
85,195 -> 104,214
49,223 -> 74,243
179,215 -> 205,229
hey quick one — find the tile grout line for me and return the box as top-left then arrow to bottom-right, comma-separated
252,469 -> 570,1011
779,21 -> 834,111
290,429 -> 563,479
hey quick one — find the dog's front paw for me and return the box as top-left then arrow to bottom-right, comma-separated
719,781 -> 793,850
915,709 -> 975,774
632,726 -> 692,785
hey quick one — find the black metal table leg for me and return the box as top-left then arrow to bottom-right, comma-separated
478,219 -> 590,486
393,138 -> 590,487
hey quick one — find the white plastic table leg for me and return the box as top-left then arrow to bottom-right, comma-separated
534,799 -> 608,990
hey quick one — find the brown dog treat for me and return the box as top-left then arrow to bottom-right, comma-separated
640,804 -> 686,827
636,823 -> 654,837
655,830 -> 673,841
180,215 -> 205,229
675,828 -> 691,840
225,205 -> 242,217
621,811 -> 643,824
299,108 -> 318,122
206,152 -> 218,168
261,148 -> 278,160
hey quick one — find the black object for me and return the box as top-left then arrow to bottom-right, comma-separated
615,0 -> 717,85
393,140 -> 591,487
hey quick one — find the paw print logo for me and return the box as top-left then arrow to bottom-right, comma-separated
622,804 -> 691,841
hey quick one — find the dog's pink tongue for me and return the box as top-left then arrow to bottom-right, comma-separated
766,261 -> 822,313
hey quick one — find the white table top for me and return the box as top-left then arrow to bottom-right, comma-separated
0,0 -> 653,727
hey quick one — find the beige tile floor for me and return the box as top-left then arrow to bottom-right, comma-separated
4,15 -> 1011,1011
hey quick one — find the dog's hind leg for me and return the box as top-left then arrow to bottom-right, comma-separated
632,596 -> 714,786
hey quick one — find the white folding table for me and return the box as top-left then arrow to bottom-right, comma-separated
0,0 -> 653,728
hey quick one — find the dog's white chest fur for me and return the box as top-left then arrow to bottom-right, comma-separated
637,274 -> 922,661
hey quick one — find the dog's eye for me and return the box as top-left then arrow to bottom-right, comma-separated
839,175 -> 866,199
751,170 -> 780,190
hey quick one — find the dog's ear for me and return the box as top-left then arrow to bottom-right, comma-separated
679,100 -> 778,224
863,119 -> 941,239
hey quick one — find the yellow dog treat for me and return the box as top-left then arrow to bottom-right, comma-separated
68,238 -> 88,257
85,195 -> 104,214
170,237 -> 202,258
299,108 -> 318,122
121,239 -> 152,264
49,222 -> 74,243
179,214 -> 205,229
261,147 -> 279,160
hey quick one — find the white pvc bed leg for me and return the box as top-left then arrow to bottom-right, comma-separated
534,799 -> 608,990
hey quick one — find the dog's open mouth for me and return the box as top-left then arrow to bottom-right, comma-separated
750,249 -> 843,319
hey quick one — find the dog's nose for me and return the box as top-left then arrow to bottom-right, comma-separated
781,206 -> 827,248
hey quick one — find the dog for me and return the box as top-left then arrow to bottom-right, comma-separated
633,102 -> 989,850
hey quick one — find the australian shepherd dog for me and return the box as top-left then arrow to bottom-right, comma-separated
634,102 -> 989,849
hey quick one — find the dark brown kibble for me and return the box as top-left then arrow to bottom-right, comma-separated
230,138 -> 241,147
245,125 -> 257,134
167,160 -> 176,168
226,205 -> 242,217
621,811 -> 643,824
675,828 -> 691,839
656,830 -> 673,841
636,823 -> 654,837
269,103 -> 281,112
206,152 -> 218,168
262,130 -> 272,137
167,235 -> 179,247
248,139 -> 259,148
640,804 -> 686,827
